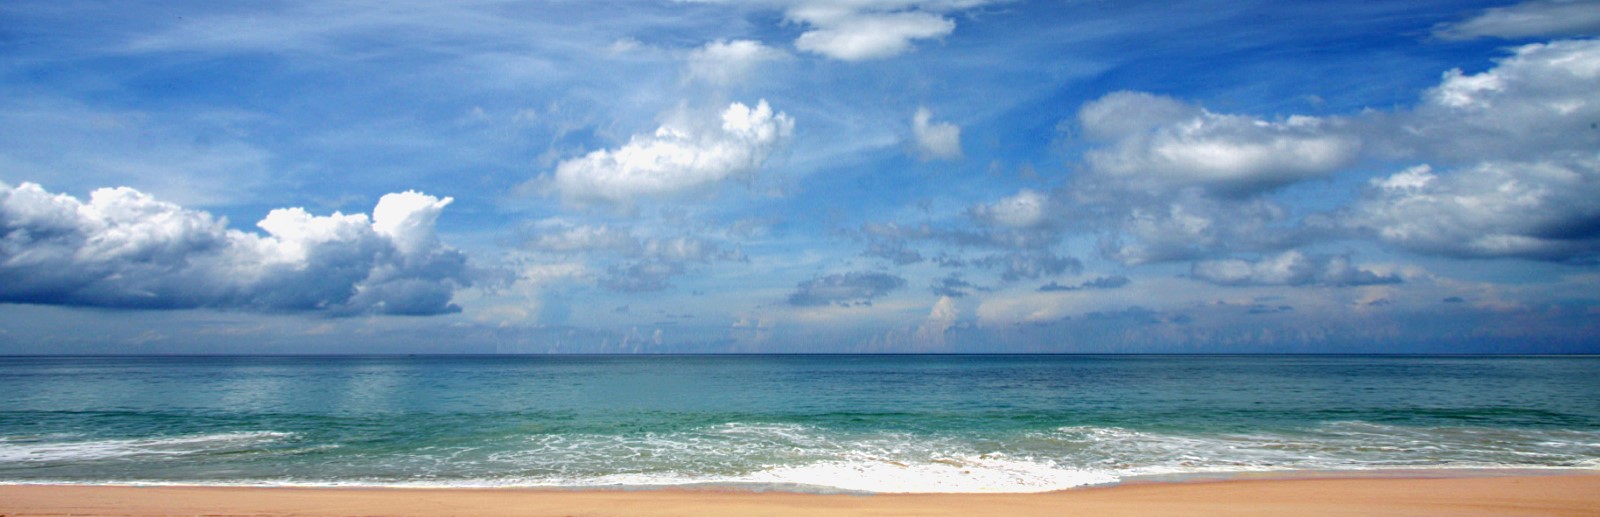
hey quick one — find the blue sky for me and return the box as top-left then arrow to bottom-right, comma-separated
3,0 -> 1599,353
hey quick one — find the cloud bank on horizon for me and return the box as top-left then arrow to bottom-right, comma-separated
1,0 -> 1598,353
0,183 -> 469,315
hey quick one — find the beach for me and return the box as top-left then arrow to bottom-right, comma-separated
3,473 -> 1599,516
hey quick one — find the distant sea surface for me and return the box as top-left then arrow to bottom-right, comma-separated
2,355 -> 1598,493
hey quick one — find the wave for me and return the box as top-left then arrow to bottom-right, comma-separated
1030,421 -> 1600,476
0,431 -> 294,463
478,421 -> 1599,492
347,421 -> 1600,492
2,422 -> 1596,493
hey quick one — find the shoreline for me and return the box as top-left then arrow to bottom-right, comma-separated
3,470 -> 1598,516
2,466 -> 1593,491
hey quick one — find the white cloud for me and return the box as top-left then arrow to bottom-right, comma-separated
970,189 -> 1046,228
1078,91 -> 1360,195
645,236 -> 731,263
1091,190 -> 1297,266
1400,39 -> 1600,162
1058,93 -> 1347,267
1069,39 -> 1600,267
549,100 -> 794,206
1191,251 -> 1400,287
371,191 -> 452,257
685,0 -> 997,61
523,220 -> 740,263
912,107 -> 963,160
1434,0 -> 1600,40
1347,39 -> 1600,262
1350,159 -> 1600,260
523,220 -> 640,254
686,39 -> 788,85
1064,91 -> 1359,266
902,295 -> 976,350
0,181 -> 469,315
794,10 -> 955,61
519,263 -> 589,287
1076,91 -> 1202,141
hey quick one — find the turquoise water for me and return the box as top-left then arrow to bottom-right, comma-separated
2,355 -> 1598,492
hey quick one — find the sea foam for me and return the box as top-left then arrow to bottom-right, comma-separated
0,432 -> 293,463
740,454 -> 1116,493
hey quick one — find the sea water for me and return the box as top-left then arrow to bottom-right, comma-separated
2,355 -> 1597,493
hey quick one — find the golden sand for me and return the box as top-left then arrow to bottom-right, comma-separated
2,472 -> 1598,516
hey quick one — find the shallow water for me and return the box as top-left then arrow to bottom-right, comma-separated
2,355 -> 1597,492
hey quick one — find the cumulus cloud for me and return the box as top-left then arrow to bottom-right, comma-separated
1064,91 -> 1358,267
788,271 -> 905,306
911,107 -> 963,160
862,239 -> 925,265
970,189 -> 1046,228
1095,191 -> 1299,265
1349,160 -> 1600,261
909,295 -> 975,349
1070,40 -> 1600,266
1190,251 -> 1400,287
0,182 -> 469,315
1059,94 -> 1332,266
1398,39 -> 1600,162
1347,40 -> 1600,262
858,217 -> 1080,287
1078,91 -> 1360,196
686,39 -> 788,85
1434,0 -> 1600,40
599,261 -> 685,293
548,100 -> 794,206
976,251 -> 1082,281
858,195 -> 1079,286
929,273 -> 979,298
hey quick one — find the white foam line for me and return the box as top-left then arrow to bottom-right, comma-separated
6,465 -> 1600,493
0,432 -> 294,463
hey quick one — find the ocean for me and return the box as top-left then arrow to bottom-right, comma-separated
2,355 -> 1597,493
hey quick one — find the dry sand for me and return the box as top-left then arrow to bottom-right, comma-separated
2,472 -> 1598,516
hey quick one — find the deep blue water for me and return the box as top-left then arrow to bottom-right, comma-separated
2,355 -> 1597,492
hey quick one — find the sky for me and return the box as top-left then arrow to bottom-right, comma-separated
2,0 -> 1600,354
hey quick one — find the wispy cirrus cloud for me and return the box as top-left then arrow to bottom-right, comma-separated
520,219 -> 747,293
684,0 -> 1003,61
1433,0 -> 1600,40
685,39 -> 790,85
